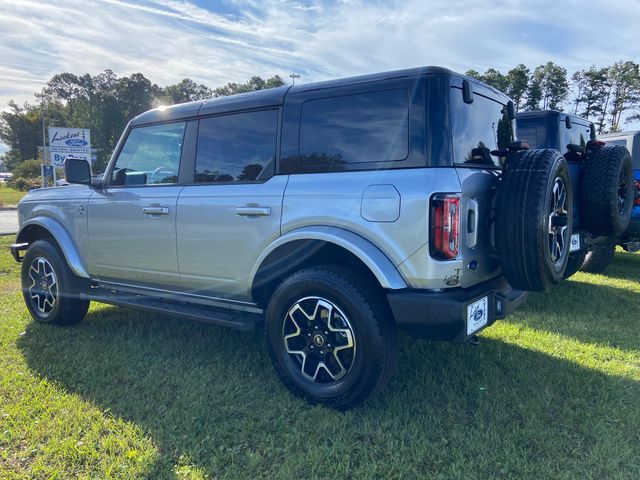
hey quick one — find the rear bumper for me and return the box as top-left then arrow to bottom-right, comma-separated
387,276 -> 527,342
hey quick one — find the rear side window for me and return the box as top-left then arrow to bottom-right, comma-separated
562,121 -> 590,152
111,122 -> 186,186
450,88 -> 513,168
195,109 -> 278,183
297,89 -> 409,172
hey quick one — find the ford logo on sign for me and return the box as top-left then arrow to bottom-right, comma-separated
65,139 -> 88,147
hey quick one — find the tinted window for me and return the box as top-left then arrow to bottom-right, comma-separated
195,109 -> 278,183
297,89 -> 409,171
111,122 -> 185,186
451,88 -> 514,168
562,121 -> 590,152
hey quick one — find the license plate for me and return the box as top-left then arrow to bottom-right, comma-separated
570,234 -> 580,252
467,296 -> 489,335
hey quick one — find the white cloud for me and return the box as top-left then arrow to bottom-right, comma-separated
0,0 -> 639,116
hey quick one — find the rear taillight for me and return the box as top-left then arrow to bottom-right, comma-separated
634,180 -> 640,206
430,193 -> 460,260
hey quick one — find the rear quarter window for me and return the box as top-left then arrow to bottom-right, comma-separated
296,89 -> 409,173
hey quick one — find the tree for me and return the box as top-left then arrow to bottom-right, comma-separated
482,68 -> 509,93
213,75 -> 285,97
606,61 -> 640,132
525,62 -> 569,111
162,78 -> 213,104
506,64 -> 530,112
570,66 -> 610,132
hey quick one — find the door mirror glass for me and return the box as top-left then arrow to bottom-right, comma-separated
65,157 -> 92,185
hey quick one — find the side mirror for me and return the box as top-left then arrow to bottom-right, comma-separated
65,157 -> 92,185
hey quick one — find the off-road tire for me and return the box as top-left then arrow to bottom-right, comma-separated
496,149 -> 573,292
563,249 -> 588,279
265,266 -> 397,410
581,145 -> 634,236
21,240 -> 89,325
581,238 -> 616,273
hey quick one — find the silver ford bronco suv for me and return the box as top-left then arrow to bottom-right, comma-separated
11,67 -> 575,409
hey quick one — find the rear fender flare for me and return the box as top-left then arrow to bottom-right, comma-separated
249,226 -> 407,291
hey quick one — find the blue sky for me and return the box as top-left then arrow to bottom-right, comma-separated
0,0 -> 639,153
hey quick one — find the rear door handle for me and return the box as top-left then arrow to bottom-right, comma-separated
236,206 -> 271,216
143,206 -> 169,215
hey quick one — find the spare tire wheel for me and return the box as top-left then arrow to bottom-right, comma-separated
581,145 -> 634,236
496,149 -> 573,292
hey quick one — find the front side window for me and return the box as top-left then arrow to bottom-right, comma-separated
111,122 -> 186,186
297,89 -> 409,172
194,109 -> 278,183
451,88 -> 514,168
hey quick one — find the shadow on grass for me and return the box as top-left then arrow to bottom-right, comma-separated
17,304 -> 640,479
583,250 -> 640,284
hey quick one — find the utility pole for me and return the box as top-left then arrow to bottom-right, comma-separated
40,90 -> 47,188
289,73 -> 300,86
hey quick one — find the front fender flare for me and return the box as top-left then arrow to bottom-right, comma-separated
17,217 -> 89,278
249,226 -> 408,291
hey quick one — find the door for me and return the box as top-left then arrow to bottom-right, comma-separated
177,108 -> 286,301
88,121 -> 187,287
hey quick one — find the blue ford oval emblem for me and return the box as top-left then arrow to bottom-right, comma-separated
65,139 -> 88,147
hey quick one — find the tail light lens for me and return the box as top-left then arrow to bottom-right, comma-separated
430,193 -> 460,260
634,180 -> 640,206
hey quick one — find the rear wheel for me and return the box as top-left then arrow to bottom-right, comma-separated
265,266 -> 397,410
496,149 -> 573,291
21,240 -> 89,325
581,238 -> 616,273
581,145 -> 634,236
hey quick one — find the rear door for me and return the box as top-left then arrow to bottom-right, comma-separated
449,85 -> 514,287
88,121 -> 189,287
176,108 -> 286,301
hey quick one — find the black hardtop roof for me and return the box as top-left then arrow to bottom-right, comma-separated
517,110 -> 592,126
130,66 -> 509,126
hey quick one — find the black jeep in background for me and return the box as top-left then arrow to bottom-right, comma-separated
516,110 -> 636,276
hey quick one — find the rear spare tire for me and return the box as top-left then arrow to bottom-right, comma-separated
581,238 -> 616,273
581,145 -> 634,236
496,149 -> 573,292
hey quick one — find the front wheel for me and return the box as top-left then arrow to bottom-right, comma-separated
265,266 -> 397,410
21,240 -> 89,325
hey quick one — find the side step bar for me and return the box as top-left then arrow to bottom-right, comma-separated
85,290 -> 263,331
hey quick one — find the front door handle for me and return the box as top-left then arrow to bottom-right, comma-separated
143,206 -> 169,215
236,206 -> 271,216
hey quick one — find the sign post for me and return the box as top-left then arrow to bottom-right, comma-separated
47,127 -> 92,178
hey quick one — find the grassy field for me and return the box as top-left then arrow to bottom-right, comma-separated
0,184 -> 25,207
0,235 -> 638,479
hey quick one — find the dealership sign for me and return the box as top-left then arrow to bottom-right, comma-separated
48,127 -> 91,166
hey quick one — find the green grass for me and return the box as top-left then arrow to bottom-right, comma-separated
1,235 -> 639,479
0,184 -> 25,207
